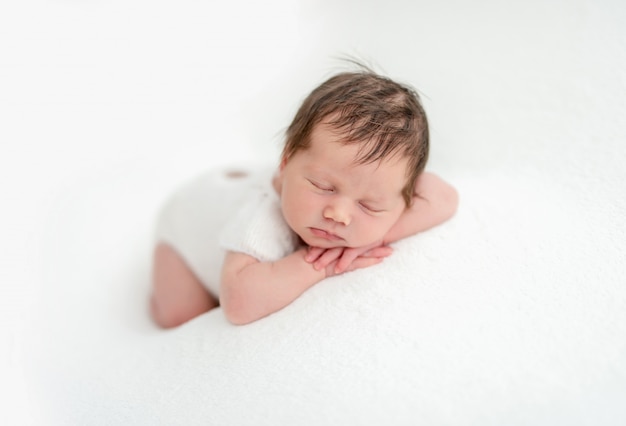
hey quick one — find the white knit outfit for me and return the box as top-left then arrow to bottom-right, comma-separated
154,166 -> 300,296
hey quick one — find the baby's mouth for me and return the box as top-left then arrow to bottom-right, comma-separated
309,227 -> 344,241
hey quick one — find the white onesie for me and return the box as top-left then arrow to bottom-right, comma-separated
154,165 -> 300,296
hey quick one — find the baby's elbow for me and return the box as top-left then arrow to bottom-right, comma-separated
223,309 -> 251,326
445,185 -> 460,219
222,305 -> 250,326
221,295 -> 249,326
220,284 -> 256,326
432,182 -> 459,224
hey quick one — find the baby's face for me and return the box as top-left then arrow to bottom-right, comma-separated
278,122 -> 409,249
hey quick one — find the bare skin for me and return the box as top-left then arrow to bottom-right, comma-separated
306,171 -> 460,273
151,242 -> 389,328
218,171 -> 458,325
151,243 -> 219,328
150,123 -> 459,328
151,171 -> 457,328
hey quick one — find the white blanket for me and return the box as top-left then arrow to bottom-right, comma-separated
5,0 -> 626,425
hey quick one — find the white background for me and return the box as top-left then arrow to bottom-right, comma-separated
2,0 -> 625,424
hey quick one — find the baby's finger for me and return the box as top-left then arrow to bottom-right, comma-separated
334,248 -> 362,274
361,246 -> 393,258
305,247 -> 325,263
313,247 -> 344,270
344,256 -> 384,272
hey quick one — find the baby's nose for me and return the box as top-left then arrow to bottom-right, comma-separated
323,203 -> 351,226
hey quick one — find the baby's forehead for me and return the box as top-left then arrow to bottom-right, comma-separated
311,119 -> 373,149
311,120 -> 409,166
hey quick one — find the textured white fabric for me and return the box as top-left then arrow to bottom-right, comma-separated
11,1 -> 626,425
154,166 -> 297,296
219,175 -> 300,263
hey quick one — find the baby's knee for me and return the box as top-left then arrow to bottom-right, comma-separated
150,294 -> 188,328
150,242 -> 218,328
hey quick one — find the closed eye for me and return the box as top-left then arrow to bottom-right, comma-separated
359,202 -> 384,213
308,179 -> 334,192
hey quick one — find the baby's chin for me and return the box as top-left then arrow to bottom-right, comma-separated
298,235 -> 364,250
296,227 -> 380,249
297,234 -> 346,249
302,240 -> 343,249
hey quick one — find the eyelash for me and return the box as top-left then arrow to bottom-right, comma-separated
308,179 -> 383,213
359,202 -> 382,213
309,180 -> 334,192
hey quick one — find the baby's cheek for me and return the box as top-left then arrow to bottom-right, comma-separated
350,224 -> 381,247
360,217 -> 394,244
282,189 -> 313,229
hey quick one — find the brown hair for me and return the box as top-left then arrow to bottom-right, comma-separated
281,65 -> 429,206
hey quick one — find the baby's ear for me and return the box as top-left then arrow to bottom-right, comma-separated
273,159 -> 287,194
272,172 -> 283,194
279,156 -> 288,171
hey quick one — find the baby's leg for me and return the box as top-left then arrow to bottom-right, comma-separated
150,242 -> 219,328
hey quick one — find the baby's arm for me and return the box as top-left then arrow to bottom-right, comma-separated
382,172 -> 459,244
308,172 -> 458,274
220,248 -> 385,325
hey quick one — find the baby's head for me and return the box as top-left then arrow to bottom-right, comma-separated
281,67 -> 429,207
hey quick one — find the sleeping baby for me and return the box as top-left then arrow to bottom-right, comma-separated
150,62 -> 459,326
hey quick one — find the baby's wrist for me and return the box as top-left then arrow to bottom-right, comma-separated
295,248 -> 326,277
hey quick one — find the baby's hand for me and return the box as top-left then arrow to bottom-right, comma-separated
305,241 -> 393,276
